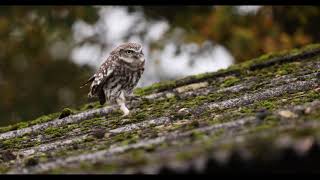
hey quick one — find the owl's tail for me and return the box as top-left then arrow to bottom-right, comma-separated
80,76 -> 95,88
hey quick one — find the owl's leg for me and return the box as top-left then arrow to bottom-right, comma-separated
116,91 -> 130,117
127,92 -> 139,101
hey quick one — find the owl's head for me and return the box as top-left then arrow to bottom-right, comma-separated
113,42 -> 145,65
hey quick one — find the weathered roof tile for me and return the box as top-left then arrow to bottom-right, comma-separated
1,44 -> 320,173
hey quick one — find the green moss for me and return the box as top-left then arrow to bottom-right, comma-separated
220,76 -> 241,88
6,83 -> 312,150
67,124 -> 79,130
0,112 -> 59,134
306,90 -> 320,100
44,127 -> 64,138
29,112 -> 60,125
302,43 -> 320,51
17,122 -> 29,129
134,71 -> 227,97
24,156 -> 39,167
240,43 -> 320,69
1,136 -> 30,149
43,126 -> 74,138
134,80 -> 176,96
291,128 -> 318,138
303,107 -> 320,122
94,163 -> 118,173
49,162 -> 119,174
0,164 -> 9,173
0,126 -> 15,134
0,106 -> 81,134
143,144 -> 157,152
123,97 -> 179,123
120,134 -> 139,146
248,115 -> 279,133
110,132 -> 140,146
126,149 -> 148,165
133,43 -> 320,98
38,153 -> 49,163
134,113 -> 147,121
0,113 -> 59,134
275,62 -> 300,76
189,120 -> 200,128
44,127 -> 58,135
78,102 -> 102,111
176,151 -> 196,161
59,108 -> 74,119
193,72 -> 213,80
289,90 -> 320,105
79,118 -> 105,128
256,100 -> 276,110
190,130 -> 206,140
239,107 -> 254,114
179,92 -> 230,109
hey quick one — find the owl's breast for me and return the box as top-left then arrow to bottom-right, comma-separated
104,64 -> 143,96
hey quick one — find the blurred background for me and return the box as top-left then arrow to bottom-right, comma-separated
0,6 -> 319,126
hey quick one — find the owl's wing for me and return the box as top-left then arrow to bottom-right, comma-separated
80,76 -> 95,88
90,64 -> 115,105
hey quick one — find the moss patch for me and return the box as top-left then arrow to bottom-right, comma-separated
0,112 -> 60,134
220,76 -> 241,88
59,108 -> 74,119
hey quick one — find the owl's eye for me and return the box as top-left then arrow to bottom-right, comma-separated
126,50 -> 133,54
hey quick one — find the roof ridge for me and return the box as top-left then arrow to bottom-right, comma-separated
134,44 -> 320,96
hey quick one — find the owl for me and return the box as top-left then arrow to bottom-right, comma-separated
81,42 -> 145,116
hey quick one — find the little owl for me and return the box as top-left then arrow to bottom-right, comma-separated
81,42 -> 145,116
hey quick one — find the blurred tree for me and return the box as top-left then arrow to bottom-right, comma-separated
0,6 -> 98,125
134,6 -> 320,62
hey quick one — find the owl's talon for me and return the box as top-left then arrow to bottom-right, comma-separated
119,103 -> 130,117
122,113 -> 130,117
121,109 -> 130,117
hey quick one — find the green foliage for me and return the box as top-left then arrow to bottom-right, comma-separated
137,6 -> 320,62
0,6 -> 98,126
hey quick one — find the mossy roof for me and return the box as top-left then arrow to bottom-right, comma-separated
0,44 -> 320,174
